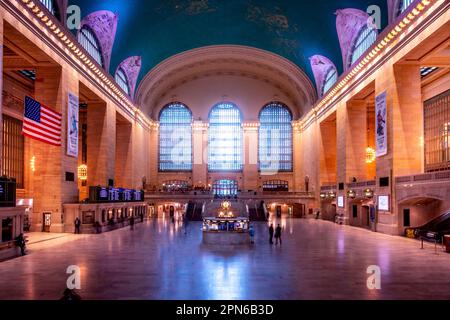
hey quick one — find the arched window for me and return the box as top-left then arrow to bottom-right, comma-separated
399,0 -> 415,14
39,0 -> 57,16
322,68 -> 337,96
213,179 -> 238,196
259,102 -> 293,172
159,103 -> 193,171
115,68 -> 130,95
350,26 -> 377,67
208,103 -> 243,171
78,27 -> 103,67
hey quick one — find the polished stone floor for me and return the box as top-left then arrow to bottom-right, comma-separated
0,216 -> 449,300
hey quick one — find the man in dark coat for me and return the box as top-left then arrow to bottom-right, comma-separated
269,224 -> 274,245
275,224 -> 282,245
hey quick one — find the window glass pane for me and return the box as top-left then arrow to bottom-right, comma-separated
259,103 -> 293,172
78,27 -> 103,67
2,115 -> 25,189
322,68 -> 337,95
159,103 -> 192,171
39,0 -> 55,15
115,69 -> 130,95
424,90 -> 450,172
400,0 -> 415,14
350,27 -> 377,67
208,103 -> 243,171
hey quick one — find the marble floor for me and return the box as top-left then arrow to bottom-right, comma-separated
0,217 -> 449,300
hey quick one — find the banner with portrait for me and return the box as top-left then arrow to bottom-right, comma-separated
375,91 -> 388,157
67,92 -> 79,158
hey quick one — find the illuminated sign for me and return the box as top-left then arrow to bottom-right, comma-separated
378,195 -> 390,211
337,196 -> 345,208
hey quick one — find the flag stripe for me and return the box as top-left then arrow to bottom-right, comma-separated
24,119 -> 60,136
41,104 -> 62,119
22,126 -> 61,142
22,131 -> 61,146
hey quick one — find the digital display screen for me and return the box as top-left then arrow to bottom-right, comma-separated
122,189 -> 133,202
108,188 -> 121,202
134,190 -> 143,202
98,188 -> 108,201
378,195 -> 390,211
337,196 -> 345,208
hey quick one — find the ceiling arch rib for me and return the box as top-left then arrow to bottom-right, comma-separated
136,45 -> 317,120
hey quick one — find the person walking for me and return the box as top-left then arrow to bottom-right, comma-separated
275,224 -> 282,245
74,217 -> 81,234
269,224 -> 274,245
249,225 -> 255,244
16,233 -> 26,256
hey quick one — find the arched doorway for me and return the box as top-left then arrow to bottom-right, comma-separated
213,179 -> 238,197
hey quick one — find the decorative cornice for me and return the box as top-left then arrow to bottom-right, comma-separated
300,0 -> 438,131
136,45 -> 318,119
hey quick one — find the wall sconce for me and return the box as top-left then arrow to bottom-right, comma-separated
30,156 -> 36,172
328,191 -> 336,199
366,147 -> 376,164
320,193 -> 327,200
347,190 -> 356,199
77,164 -> 88,181
364,189 -> 374,198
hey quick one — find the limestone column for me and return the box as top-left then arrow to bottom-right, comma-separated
31,66 -> 79,232
374,62 -> 423,235
192,121 -> 208,188
87,101 -> 116,187
243,122 -> 259,192
345,99 -> 369,181
115,117 -> 133,188
293,121 -> 302,192
148,123 -> 159,190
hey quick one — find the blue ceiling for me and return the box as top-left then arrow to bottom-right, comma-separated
68,0 -> 388,86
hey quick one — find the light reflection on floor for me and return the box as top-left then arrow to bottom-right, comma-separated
0,217 -> 449,300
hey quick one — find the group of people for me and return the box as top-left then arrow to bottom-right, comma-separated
248,223 -> 283,245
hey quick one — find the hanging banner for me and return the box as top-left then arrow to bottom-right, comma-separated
375,91 -> 388,157
67,92 -> 79,158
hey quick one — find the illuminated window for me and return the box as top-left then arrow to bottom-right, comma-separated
399,0 -> 415,14
115,68 -> 130,95
39,0 -> 57,16
208,103 -> 243,171
159,103 -> 193,171
420,67 -> 438,78
350,26 -> 377,67
78,27 -> 103,67
213,179 -> 238,196
322,68 -> 337,96
259,102 -> 293,172
424,90 -> 450,172
263,180 -> 289,192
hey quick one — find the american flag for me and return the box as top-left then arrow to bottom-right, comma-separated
22,96 -> 62,146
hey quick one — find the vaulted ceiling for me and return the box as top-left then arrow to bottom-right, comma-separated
69,0 -> 388,87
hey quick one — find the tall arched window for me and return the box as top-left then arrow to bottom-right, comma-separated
159,103 -> 192,171
78,27 -> 103,67
115,68 -> 130,95
322,68 -> 337,96
350,26 -> 377,67
208,103 -> 243,171
259,102 -> 293,172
